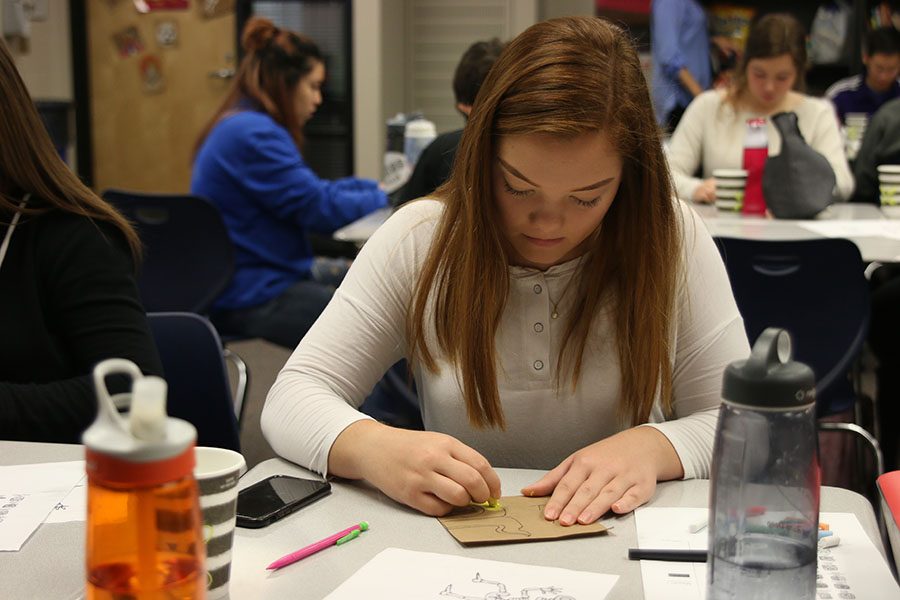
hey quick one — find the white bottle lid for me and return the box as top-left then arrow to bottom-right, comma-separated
130,376 -> 168,442
405,118 -> 436,139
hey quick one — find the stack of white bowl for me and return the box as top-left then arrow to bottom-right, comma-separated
844,112 -> 868,161
879,165 -> 900,216
713,168 -> 748,212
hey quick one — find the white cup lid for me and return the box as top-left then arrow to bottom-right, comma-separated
877,165 -> 900,174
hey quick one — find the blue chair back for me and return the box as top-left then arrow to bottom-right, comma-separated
103,190 -> 234,314
147,312 -> 240,451
714,237 -> 870,416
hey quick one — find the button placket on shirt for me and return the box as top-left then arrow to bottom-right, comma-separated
528,275 -> 551,379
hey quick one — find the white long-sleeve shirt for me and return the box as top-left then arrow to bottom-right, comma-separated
667,90 -> 854,202
262,199 -> 750,479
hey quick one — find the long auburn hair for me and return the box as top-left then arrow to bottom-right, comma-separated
727,13 -> 808,108
194,17 -> 323,157
0,39 -> 140,259
408,16 -> 681,429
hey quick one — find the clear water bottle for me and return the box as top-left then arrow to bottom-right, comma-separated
84,359 -> 205,599
707,328 -> 819,600
403,117 -> 437,168
742,118 -> 769,216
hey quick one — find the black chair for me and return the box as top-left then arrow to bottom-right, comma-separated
103,189 -> 248,416
714,237 -> 883,478
148,312 -> 241,452
102,189 -> 234,314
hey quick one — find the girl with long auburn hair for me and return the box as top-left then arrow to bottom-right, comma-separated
0,39 -> 161,442
263,16 -> 749,524
192,17 -> 387,349
668,12 -> 853,203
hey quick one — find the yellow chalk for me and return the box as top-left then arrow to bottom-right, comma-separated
471,497 -> 503,510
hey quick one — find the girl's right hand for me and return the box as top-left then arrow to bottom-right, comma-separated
328,420 -> 502,516
692,178 -> 716,203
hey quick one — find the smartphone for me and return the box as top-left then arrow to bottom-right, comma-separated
235,475 -> 331,529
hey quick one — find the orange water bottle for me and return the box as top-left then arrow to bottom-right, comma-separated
84,359 -> 205,599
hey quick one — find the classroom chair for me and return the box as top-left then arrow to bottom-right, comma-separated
148,312 -> 242,452
102,189 -> 249,417
714,237 -> 883,488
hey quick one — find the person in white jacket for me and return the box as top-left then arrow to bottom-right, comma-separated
668,13 -> 853,204
262,16 -> 750,527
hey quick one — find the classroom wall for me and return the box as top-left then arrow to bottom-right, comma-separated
352,1 -> 383,180
539,0 -> 593,20
4,1 -> 73,101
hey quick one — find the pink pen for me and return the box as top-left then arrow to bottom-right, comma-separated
266,521 -> 369,570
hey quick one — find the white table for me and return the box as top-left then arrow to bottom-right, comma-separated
696,203 -> 900,262
0,441 -> 887,599
334,203 -> 900,263
332,206 -> 392,244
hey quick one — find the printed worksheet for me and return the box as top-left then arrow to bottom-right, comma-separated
43,478 -> 87,524
0,461 -> 86,551
633,507 -> 900,600
324,548 -> 618,599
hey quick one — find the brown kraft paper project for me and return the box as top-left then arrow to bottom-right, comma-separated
438,495 -> 609,546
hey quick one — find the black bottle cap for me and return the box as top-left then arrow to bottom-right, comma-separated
721,328 -> 815,409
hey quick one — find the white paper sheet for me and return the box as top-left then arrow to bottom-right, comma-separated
0,461 -> 85,551
633,507 -> 900,600
44,479 -> 87,524
797,219 -> 900,240
324,547 -> 619,600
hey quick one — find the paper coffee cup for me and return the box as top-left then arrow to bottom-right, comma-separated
194,447 -> 246,599
713,169 -> 746,211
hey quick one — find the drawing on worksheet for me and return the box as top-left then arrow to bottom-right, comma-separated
439,572 -> 576,600
438,495 -> 608,545
322,548 -> 618,600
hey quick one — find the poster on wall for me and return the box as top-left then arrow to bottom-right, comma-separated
139,55 -> 166,94
112,26 -> 144,57
133,0 -> 189,13
155,20 -> 178,48
198,0 -> 234,19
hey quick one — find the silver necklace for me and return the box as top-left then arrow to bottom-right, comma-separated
549,279 -> 574,320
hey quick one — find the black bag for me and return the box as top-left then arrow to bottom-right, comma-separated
762,111 -> 836,219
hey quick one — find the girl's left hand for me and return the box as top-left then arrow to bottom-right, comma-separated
520,427 -> 684,525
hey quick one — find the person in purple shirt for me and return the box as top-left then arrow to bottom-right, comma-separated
826,27 -> 900,125
192,17 -> 387,348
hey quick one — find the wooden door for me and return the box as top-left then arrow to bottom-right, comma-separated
86,3 -> 235,193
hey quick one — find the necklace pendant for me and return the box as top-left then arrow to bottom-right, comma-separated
551,311 -> 559,320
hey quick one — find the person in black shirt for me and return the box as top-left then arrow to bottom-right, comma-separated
0,39 -> 161,442
397,38 -> 505,204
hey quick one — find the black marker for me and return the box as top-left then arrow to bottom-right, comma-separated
627,548 -> 708,562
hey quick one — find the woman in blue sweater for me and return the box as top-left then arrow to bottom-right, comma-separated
192,17 -> 387,348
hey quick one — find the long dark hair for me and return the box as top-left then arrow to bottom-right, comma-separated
408,16 -> 681,429
0,39 -> 140,259
194,17 -> 323,157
